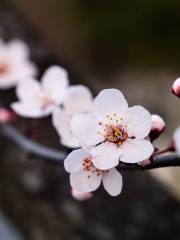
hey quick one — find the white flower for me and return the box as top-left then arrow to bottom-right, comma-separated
64,149 -> 123,196
174,127 -> 180,155
11,66 -> 69,118
52,85 -> 93,148
0,39 -> 37,89
71,89 -> 154,170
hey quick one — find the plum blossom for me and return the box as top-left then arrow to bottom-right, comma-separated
174,127 -> 180,155
64,149 -> 123,196
11,66 -> 69,118
71,89 -> 154,170
172,78 -> 180,98
52,85 -> 93,148
0,39 -> 37,89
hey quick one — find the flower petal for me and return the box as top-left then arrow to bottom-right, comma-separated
64,149 -> 89,173
61,136 -> 80,149
71,113 -> 105,146
11,60 -> 37,81
42,66 -> 69,104
70,170 -> 102,193
16,78 -> 41,102
90,142 -> 122,170
8,40 -> 37,74
0,76 -> 18,89
102,168 -> 123,196
64,85 -> 93,114
7,39 -> 30,60
174,127 -> 180,154
120,139 -> 154,163
0,40 -> 37,89
52,107 -> 80,148
93,89 -> 128,120
122,106 -> 152,139
71,188 -> 93,201
11,102 -> 53,118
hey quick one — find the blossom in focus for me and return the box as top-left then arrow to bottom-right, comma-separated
172,78 -> 180,98
65,149 -> 123,196
71,188 -> 93,201
52,85 -> 93,148
149,114 -> 166,141
71,89 -> 154,170
0,39 -> 37,89
11,66 -> 69,118
174,127 -> 180,155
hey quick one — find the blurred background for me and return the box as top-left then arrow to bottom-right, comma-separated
0,0 -> 180,239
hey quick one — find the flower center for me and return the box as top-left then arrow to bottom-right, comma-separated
98,114 -> 129,146
105,124 -> 128,145
38,95 -> 54,110
82,157 -> 108,178
0,62 -> 9,75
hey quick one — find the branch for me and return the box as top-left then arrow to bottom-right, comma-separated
0,123 -> 180,170
0,124 -> 66,162
118,154 -> 180,171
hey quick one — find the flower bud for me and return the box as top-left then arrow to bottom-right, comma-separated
174,127 -> 180,154
149,114 -> 166,141
71,188 -> 93,201
0,108 -> 17,124
172,78 -> 180,98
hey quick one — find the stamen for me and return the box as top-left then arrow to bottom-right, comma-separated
82,157 -> 107,177
104,124 -> 128,146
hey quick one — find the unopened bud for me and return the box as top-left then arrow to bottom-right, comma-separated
172,78 -> 180,98
149,114 -> 166,141
174,127 -> 180,154
0,108 -> 17,124
71,188 -> 93,201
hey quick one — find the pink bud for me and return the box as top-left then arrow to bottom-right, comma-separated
149,114 -> 166,141
172,78 -> 180,98
0,108 -> 17,124
71,189 -> 93,201
174,127 -> 180,154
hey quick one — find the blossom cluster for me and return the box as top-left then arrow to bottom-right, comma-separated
0,38 -> 179,200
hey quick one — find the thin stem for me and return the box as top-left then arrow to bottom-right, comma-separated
153,144 -> 174,156
0,123 -> 180,170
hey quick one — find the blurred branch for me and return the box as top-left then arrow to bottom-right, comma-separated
0,124 -> 180,170
0,124 -> 66,162
0,212 -> 24,240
